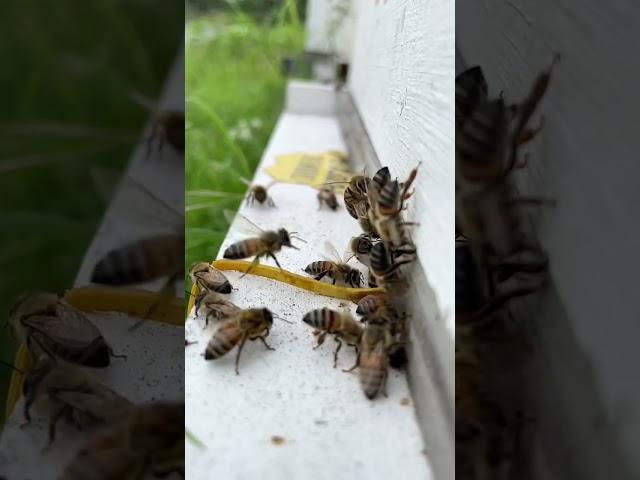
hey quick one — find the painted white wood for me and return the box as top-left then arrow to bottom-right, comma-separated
0,50 -> 185,479
348,0 -> 455,337
305,0 -> 355,62
285,80 -> 336,116
184,85 -> 432,480
457,2 -> 640,478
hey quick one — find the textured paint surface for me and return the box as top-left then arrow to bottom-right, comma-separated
458,2 -> 640,478
348,0 -> 455,336
185,110 -> 432,480
0,52 -> 185,479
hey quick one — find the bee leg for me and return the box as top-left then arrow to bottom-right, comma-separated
269,196 -> 276,208
314,272 -> 328,281
382,368 -> 389,398
268,253 -> 284,271
258,335 -> 275,351
332,278 -> 337,285
240,256 -> 261,278
332,337 -> 343,368
313,332 -> 327,350
235,333 -> 249,375
108,346 -> 128,361
342,354 -> 360,373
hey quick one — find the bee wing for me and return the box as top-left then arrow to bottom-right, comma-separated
197,267 -> 230,286
23,306 -> 101,345
324,240 -> 344,264
223,210 -> 265,236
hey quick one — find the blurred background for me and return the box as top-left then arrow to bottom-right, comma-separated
185,0 -> 308,271
0,0 -> 183,421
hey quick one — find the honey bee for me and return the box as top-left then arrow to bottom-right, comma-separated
344,322 -> 393,399
222,212 -> 303,276
9,292 -> 126,368
333,174 -> 370,220
359,299 -> 408,369
240,177 -> 277,207
371,166 -> 391,192
347,234 -> 376,267
21,355 -> 132,447
193,290 -> 241,326
89,176 -> 184,328
356,294 -> 388,315
302,308 -> 363,368
204,308 -> 275,374
304,241 -> 364,288
189,262 -> 232,294
369,242 -> 413,291
60,401 -> 184,480
316,186 -> 339,210
456,66 -> 488,128
147,110 -> 185,157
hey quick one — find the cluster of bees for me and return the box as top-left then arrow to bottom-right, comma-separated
455,56 -> 559,479
188,162 -> 420,400
3,292 -> 183,479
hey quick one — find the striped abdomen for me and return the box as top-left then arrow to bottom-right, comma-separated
204,321 -> 243,360
91,235 -> 181,285
302,308 -> 340,332
343,188 -> 360,219
356,295 -> 385,315
457,98 -> 508,182
304,261 -> 335,276
223,238 -> 262,259
359,342 -> 387,399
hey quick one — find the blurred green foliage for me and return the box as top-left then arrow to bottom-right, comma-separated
0,1 -> 183,420
185,2 -> 305,272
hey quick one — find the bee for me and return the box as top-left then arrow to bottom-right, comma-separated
193,290 -> 241,326
204,308 -> 275,374
371,166 -> 391,192
240,177 -> 277,207
338,175 -> 370,220
456,66 -> 488,128
369,242 -> 414,291
347,234 -> 376,267
222,212 -> 303,276
344,322 -> 393,399
21,355 -> 132,447
89,176 -> 184,328
147,111 -> 185,157
302,308 -> 363,368
9,292 -> 125,368
60,401 -> 184,480
189,262 -> 232,293
304,241 -> 364,288
356,294 -> 388,315
316,186 -> 339,210
359,299 -> 408,369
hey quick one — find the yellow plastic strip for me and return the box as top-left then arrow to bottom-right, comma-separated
187,259 -> 385,314
5,286 -> 184,420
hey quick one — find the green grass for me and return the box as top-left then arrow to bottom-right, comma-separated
0,0 -> 183,420
185,3 -> 305,273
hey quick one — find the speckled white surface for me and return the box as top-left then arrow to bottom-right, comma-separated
185,111 -> 432,480
0,51 -> 184,479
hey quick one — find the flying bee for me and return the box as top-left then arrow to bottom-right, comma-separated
456,66 -> 488,128
240,177 -> 277,207
304,241 -> 364,288
193,290 -> 241,326
61,401 -> 184,480
204,308 -> 276,375
316,186 -> 339,210
9,292 -> 125,368
344,321 -> 393,399
189,262 -> 232,293
222,211 -> 304,276
347,234 -> 376,267
21,355 -> 132,447
302,308 -> 363,368
89,175 -> 184,328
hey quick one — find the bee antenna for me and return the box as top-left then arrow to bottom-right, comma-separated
0,359 -> 24,375
272,313 -> 293,324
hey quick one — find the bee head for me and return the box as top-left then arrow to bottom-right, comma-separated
262,308 -> 273,325
279,229 -> 305,249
